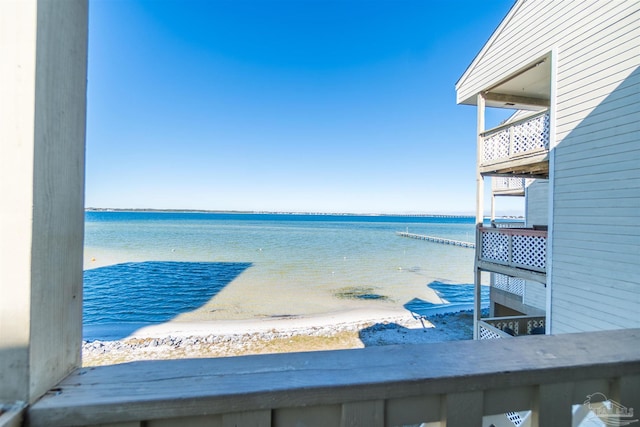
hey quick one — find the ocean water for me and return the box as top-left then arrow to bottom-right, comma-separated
84,212 -> 486,330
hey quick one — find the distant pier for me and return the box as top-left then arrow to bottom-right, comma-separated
396,232 -> 475,248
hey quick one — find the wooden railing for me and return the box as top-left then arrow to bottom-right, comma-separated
480,110 -> 550,166
492,177 -> 526,194
27,329 -> 640,427
480,315 -> 546,338
492,272 -> 525,296
478,226 -> 547,273
490,221 -> 526,229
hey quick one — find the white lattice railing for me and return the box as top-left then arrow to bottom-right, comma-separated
493,273 -> 525,297
481,315 -> 546,338
479,320 -> 513,339
481,110 -> 550,165
492,177 -> 526,193
479,226 -> 547,273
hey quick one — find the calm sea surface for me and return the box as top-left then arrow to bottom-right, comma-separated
84,212 -> 485,328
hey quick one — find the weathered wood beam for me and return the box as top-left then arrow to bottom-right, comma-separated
484,92 -> 550,107
477,261 -> 547,284
28,329 -> 640,426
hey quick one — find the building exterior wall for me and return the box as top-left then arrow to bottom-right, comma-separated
523,280 -> 545,312
457,1 -> 638,105
458,0 -> 640,334
0,0 -> 87,402
524,180 -> 548,227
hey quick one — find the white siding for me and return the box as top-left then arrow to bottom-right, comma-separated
523,280 -> 545,311
551,2 -> 640,333
458,0 -> 640,333
456,1 -> 639,104
524,180 -> 548,227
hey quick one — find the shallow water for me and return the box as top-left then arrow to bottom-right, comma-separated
84,212 -> 484,326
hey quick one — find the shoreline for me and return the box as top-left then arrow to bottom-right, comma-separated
82,308 -> 475,367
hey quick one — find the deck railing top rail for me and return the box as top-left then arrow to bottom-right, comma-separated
480,109 -> 549,138
480,226 -> 547,238
29,329 -> 640,427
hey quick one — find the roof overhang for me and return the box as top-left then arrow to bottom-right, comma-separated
460,57 -> 551,110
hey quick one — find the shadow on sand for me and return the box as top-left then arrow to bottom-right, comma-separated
83,261 -> 251,340
357,281 -> 483,347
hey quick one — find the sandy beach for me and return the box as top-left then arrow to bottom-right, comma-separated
82,308 -> 475,366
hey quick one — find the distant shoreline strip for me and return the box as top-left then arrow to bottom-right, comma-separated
396,232 -> 475,248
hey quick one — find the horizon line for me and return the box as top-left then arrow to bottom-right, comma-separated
85,207 -> 525,219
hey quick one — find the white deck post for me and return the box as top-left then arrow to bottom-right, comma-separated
473,93 -> 486,339
0,0 -> 88,403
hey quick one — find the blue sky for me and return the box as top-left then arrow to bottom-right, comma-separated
86,0 -> 521,214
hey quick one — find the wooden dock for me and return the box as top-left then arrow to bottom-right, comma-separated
396,231 -> 475,248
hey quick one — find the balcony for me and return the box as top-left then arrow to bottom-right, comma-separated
479,315 -> 546,339
477,226 -> 547,283
480,110 -> 550,177
492,273 -> 525,297
24,329 -> 640,427
492,177 -> 526,196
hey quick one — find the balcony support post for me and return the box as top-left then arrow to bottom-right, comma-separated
0,0 -> 88,404
474,93 -> 486,340
476,93 -> 485,226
